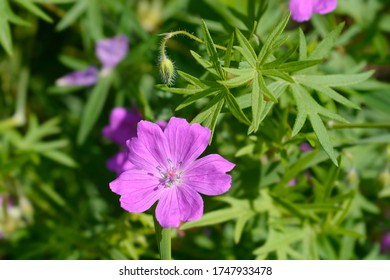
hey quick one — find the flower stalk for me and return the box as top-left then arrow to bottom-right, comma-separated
154,216 -> 171,260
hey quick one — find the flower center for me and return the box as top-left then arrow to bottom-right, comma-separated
157,159 -> 183,188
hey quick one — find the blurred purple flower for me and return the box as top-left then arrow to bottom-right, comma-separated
300,142 -> 313,152
55,66 -> 98,87
96,35 -> 129,71
109,117 -> 235,228
107,151 -> 134,175
288,178 -> 297,187
289,0 -> 337,22
102,107 -> 142,147
381,232 -> 390,253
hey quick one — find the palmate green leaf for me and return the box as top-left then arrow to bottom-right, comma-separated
253,229 -> 306,258
86,0 -> 103,39
299,28 -> 307,60
201,20 -> 224,79
28,139 -> 69,152
234,212 -> 255,243
290,84 -> 339,165
272,195 -> 318,221
258,81 -> 289,123
290,85 -> 308,136
190,50 -> 219,77
250,72 -> 264,133
32,0 -> 77,3
202,0 -> 247,30
309,22 -> 344,60
56,0 -> 88,31
307,84 -> 360,109
262,45 -> 298,69
258,73 -> 277,102
276,60 -> 323,73
0,14 -> 12,55
219,71 -> 253,87
14,0 -> 53,22
225,90 -> 251,125
223,32 -> 235,71
3,0 -> 30,27
77,73 -> 113,145
177,70 -> 208,88
295,71 -> 374,87
40,150 -> 77,168
235,28 -> 257,67
316,164 -> 340,203
176,88 -> 219,111
24,116 -> 61,143
309,113 -> 338,165
156,84 -> 201,95
276,150 -> 319,188
262,69 -> 294,83
180,208 -> 245,230
223,67 -> 254,76
257,14 -> 290,65
236,80 -> 287,110
191,92 -> 225,140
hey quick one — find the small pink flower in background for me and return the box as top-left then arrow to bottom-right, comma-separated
56,35 -> 129,86
55,66 -> 98,87
106,151 -> 134,175
96,35 -> 129,73
109,117 -> 235,228
289,0 -> 337,22
103,107 -> 141,175
102,107 -> 142,147
300,142 -> 313,152
381,232 -> 390,253
288,178 -> 297,187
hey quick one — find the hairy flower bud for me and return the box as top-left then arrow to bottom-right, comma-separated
159,55 -> 176,86
379,169 -> 390,188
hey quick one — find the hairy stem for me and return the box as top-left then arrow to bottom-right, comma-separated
161,30 -> 227,51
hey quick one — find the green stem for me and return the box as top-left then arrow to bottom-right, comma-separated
329,122 -> 390,129
162,31 -> 227,51
154,216 -> 172,260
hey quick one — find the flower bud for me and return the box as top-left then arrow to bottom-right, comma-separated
159,56 -> 176,86
379,169 -> 390,188
347,168 -> 359,185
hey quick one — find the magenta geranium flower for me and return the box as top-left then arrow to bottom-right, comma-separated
102,107 -> 142,147
96,35 -> 129,72
55,66 -> 98,87
289,0 -> 337,22
109,117 -> 235,228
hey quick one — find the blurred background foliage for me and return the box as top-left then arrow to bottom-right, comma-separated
0,0 -> 390,259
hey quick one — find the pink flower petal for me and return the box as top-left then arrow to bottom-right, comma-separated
177,185 -> 204,222
106,151 -> 134,175
109,169 -> 163,213
164,117 -> 211,168
127,121 -> 171,172
96,35 -> 129,69
102,107 -> 141,146
313,0 -> 337,14
184,154 -> 234,196
155,186 -> 203,228
55,66 -> 98,87
289,0 -> 314,22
